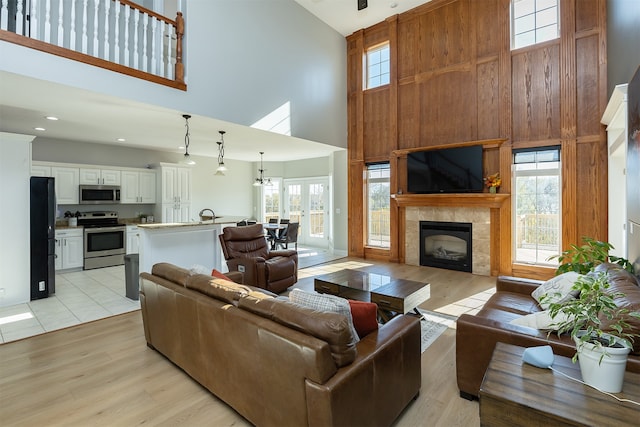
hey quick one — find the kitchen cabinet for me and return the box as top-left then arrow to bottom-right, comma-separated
51,167 -> 80,204
31,164 -> 52,177
55,228 -> 84,270
155,164 -> 192,222
126,225 -> 140,254
121,170 -> 156,204
79,168 -> 121,185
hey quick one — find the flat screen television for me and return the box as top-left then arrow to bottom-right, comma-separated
407,145 -> 484,194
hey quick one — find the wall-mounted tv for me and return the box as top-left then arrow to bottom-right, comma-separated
407,145 -> 484,194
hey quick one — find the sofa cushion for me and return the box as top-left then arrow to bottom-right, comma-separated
289,289 -> 360,342
238,294 -> 358,367
348,300 -> 379,338
483,291 -> 543,316
186,275 -> 255,304
531,272 -> 582,309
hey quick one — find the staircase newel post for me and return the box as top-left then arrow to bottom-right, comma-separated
175,11 -> 184,84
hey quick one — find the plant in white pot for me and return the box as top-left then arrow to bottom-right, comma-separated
546,271 -> 640,393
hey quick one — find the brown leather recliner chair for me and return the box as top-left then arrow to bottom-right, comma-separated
219,223 -> 298,294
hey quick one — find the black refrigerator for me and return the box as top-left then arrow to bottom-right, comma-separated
30,176 -> 56,300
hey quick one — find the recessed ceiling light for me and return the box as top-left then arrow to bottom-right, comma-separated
45,116 -> 59,121
34,127 -> 45,131
117,138 -> 126,142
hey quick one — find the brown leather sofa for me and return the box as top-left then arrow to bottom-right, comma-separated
140,263 -> 421,427
456,263 -> 640,399
219,223 -> 298,293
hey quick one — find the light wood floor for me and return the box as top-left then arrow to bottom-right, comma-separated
0,258 -> 496,426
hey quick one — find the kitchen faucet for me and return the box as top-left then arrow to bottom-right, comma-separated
199,208 -> 215,222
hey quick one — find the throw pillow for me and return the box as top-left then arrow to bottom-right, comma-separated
348,300 -> 379,338
289,289 -> 360,343
510,310 -> 572,330
211,269 -> 231,281
531,272 -> 582,309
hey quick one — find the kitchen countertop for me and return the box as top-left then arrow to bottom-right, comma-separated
137,217 -> 247,230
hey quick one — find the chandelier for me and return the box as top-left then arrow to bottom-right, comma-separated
253,152 -> 272,186
215,130 -> 227,176
180,114 -> 196,165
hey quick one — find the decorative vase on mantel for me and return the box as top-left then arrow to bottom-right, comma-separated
489,186 -> 497,194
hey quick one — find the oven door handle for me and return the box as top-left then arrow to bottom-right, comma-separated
84,226 -> 126,234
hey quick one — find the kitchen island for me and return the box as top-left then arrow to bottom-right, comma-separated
137,218 -> 244,275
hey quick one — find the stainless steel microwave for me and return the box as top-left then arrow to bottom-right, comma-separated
79,185 -> 121,204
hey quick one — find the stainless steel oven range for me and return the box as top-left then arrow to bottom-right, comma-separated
77,211 -> 126,270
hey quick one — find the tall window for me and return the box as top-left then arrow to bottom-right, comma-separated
511,0 -> 559,50
513,147 -> 561,265
367,163 -> 390,247
262,178 -> 281,222
365,43 -> 390,89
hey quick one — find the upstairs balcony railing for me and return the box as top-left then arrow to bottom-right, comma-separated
0,0 -> 185,90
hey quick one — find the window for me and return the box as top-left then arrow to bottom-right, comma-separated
512,147 -> 561,265
262,178 -> 281,223
366,163 -> 390,247
511,0 -> 559,50
365,43 -> 390,89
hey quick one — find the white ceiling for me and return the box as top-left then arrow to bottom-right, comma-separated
294,0 -> 431,36
0,0 -> 430,162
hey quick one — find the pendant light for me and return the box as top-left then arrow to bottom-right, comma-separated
180,114 -> 196,165
253,151 -> 272,186
215,130 -> 227,176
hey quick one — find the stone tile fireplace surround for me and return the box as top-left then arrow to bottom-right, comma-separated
405,207 -> 491,276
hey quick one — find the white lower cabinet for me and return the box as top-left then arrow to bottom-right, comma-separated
55,228 -> 84,270
126,226 -> 140,254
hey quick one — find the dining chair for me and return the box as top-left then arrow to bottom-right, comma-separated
275,222 -> 299,251
269,218 -> 279,224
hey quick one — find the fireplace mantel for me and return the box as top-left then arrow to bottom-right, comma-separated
393,193 -> 510,209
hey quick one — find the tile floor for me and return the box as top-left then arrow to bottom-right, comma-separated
0,246 -> 344,344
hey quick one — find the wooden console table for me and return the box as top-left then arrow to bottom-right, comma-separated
479,343 -> 640,426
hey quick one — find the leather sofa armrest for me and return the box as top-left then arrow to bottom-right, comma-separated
496,275 -> 544,294
269,249 -> 297,258
305,315 -> 421,427
227,257 -> 266,286
224,270 -> 244,284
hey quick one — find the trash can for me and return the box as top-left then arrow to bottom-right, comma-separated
124,254 -> 139,300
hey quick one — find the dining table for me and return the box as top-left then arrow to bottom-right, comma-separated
264,223 -> 286,250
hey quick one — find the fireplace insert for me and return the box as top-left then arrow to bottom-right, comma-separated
420,221 -> 472,273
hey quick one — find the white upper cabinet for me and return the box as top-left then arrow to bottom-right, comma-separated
31,164 -> 52,177
121,170 -> 157,204
51,167 -> 80,204
79,168 -> 121,185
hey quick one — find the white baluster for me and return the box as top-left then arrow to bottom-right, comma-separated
81,0 -> 88,54
69,0 -> 76,50
1,0 -> 8,31
92,0 -> 99,57
57,0 -> 64,46
132,8 -> 139,70
16,0 -> 24,34
113,2 -> 120,64
158,19 -> 165,78
103,0 -> 110,60
44,0 -> 51,43
123,4 -> 130,66
150,17 -> 158,75
29,0 -> 38,39
165,22 -> 173,79
141,13 -> 148,72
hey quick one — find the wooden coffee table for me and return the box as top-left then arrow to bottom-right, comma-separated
314,269 -> 430,322
480,342 -> 640,426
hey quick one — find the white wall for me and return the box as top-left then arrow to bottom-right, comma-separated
0,132 -> 35,306
0,0 -> 347,150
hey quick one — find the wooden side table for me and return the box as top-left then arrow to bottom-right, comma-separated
479,342 -> 640,426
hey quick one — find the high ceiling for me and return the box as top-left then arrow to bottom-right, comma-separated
0,0 -> 430,162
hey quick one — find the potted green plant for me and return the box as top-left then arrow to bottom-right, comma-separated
547,236 -> 634,274
546,271 -> 640,393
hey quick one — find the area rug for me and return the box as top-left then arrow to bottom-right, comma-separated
419,310 -> 457,353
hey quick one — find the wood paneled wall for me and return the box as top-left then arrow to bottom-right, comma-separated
347,0 -> 608,278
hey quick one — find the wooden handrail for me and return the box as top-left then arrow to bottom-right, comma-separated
117,0 -> 176,25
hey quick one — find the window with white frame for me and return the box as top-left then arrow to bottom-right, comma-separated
262,178 -> 281,223
512,147 -> 561,265
365,43 -> 390,89
366,163 -> 390,247
511,0 -> 559,50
